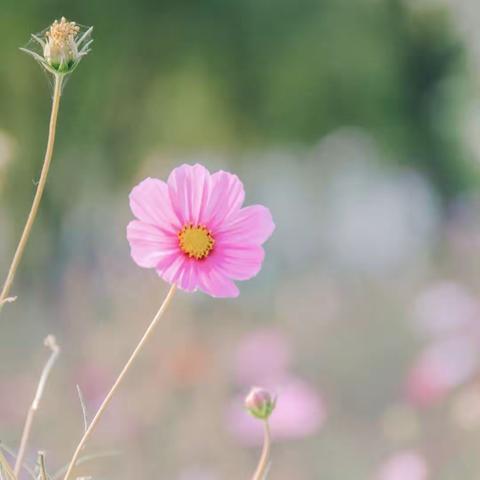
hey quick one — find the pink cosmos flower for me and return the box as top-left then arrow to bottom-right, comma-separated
405,337 -> 478,407
126,164 -> 275,298
376,451 -> 429,480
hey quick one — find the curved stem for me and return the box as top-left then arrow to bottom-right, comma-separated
14,336 -> 60,477
251,420 -> 272,480
0,74 -> 63,315
62,284 -> 177,480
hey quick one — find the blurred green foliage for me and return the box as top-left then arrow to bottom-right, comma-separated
0,0 -> 477,221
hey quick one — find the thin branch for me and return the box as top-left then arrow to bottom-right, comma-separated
251,421 -> 272,480
62,284 -> 176,480
52,451 -> 120,480
0,297 -> 17,306
0,444 -> 35,479
76,386 -> 88,433
37,452 -> 48,480
14,336 -> 60,477
0,450 -> 16,480
0,73 -> 63,314
261,462 -> 271,480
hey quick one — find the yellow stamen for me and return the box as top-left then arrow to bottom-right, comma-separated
178,224 -> 215,260
46,17 -> 79,48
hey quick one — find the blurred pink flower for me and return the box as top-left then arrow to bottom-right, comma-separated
412,281 -> 480,338
127,164 -> 275,297
76,363 -> 114,410
376,451 -> 429,480
227,377 -> 326,445
164,341 -> 212,387
406,338 -> 478,407
234,329 -> 291,386
0,374 -> 35,427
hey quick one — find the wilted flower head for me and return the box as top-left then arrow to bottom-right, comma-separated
127,164 -> 275,298
21,17 -> 93,75
245,387 -> 276,420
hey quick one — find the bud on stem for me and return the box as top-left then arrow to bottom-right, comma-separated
245,387 -> 276,421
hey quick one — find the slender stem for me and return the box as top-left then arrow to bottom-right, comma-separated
0,449 -> 17,480
52,451 -> 120,480
1,443 -> 36,479
251,421 -> 272,480
63,284 -> 177,480
14,336 -> 60,476
37,452 -> 48,480
0,74 -> 64,315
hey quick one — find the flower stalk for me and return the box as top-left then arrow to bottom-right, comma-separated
245,387 -> 276,480
38,452 -> 48,480
0,74 -> 63,315
251,420 -> 272,480
14,335 -> 60,477
0,18 -> 92,316
62,284 -> 177,480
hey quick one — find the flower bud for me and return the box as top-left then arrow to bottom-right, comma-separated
245,387 -> 276,420
21,17 -> 93,76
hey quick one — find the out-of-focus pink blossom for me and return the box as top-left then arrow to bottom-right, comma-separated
376,451 -> 429,480
234,329 -> 291,386
0,374 -> 35,427
227,377 -> 326,445
412,281 -> 480,338
75,363 -> 113,410
406,338 -> 478,407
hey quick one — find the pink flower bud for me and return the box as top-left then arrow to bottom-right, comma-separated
245,387 -> 276,420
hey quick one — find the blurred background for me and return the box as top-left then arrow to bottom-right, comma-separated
2,0 -> 480,479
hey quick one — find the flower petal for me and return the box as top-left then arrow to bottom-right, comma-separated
212,244 -> 265,280
167,164 -> 212,226
174,259 -> 199,292
155,255 -> 201,293
127,220 -> 179,268
197,267 -> 240,298
216,205 -> 275,245
202,170 -> 245,230
129,178 -> 181,232
156,254 -> 187,283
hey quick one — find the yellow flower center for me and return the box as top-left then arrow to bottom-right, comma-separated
178,224 -> 215,260
46,17 -> 80,48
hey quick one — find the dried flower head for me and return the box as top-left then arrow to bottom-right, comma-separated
245,387 -> 276,420
21,17 -> 93,76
